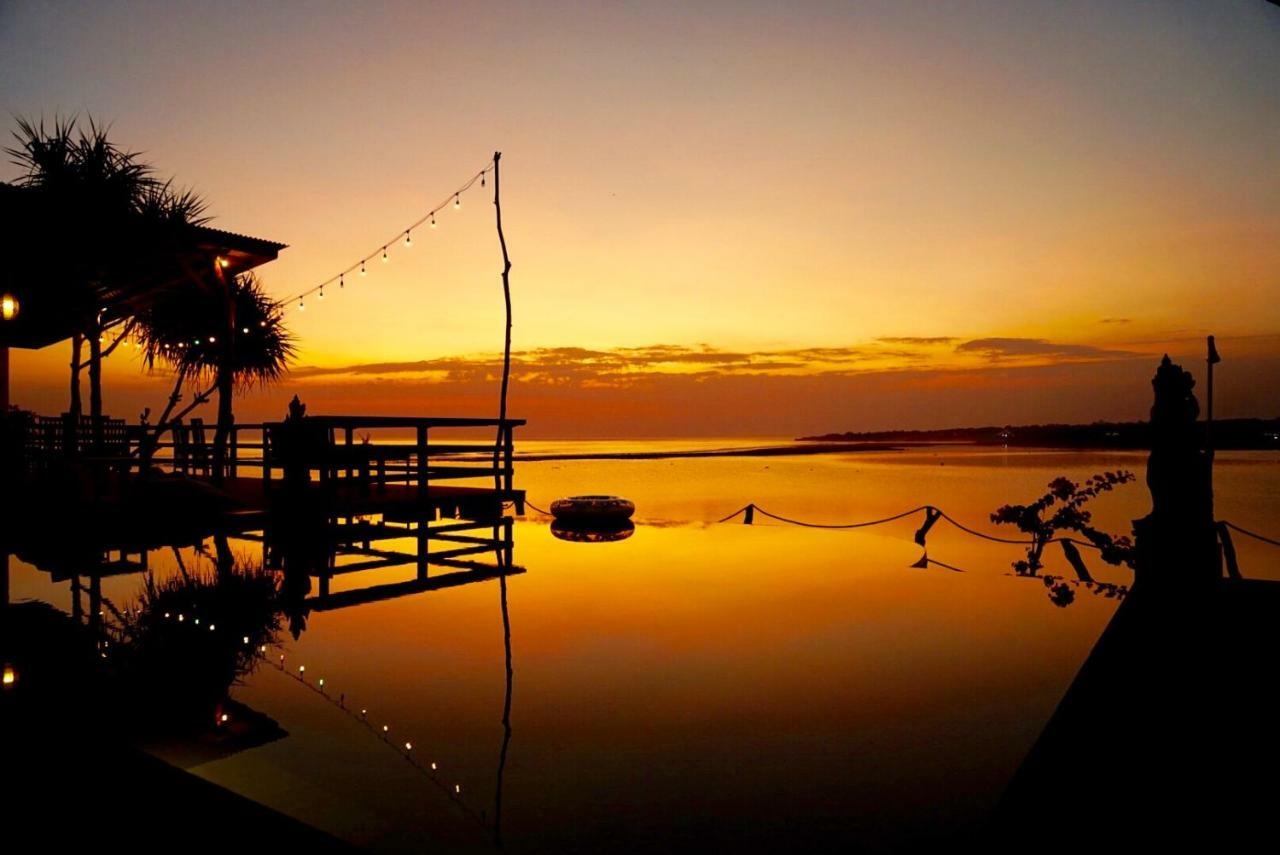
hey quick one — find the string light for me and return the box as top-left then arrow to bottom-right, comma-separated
280,159 -> 492,315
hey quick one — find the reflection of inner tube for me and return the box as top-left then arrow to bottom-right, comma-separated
551,520 -> 635,543
550,495 -> 636,524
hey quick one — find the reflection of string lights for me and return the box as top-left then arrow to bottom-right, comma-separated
135,604 -> 486,830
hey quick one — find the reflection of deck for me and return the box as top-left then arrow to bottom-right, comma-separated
307,563 -> 525,611
220,476 -> 525,522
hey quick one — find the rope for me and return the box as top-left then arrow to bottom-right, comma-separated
718,502 -> 1103,549
522,499 -> 553,516
1223,521 -> 1280,549
752,504 -> 932,529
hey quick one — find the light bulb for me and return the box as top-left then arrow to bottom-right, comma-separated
481,173 -> 486,188
241,327 -> 248,334
454,194 -> 460,209
208,335 -> 216,343
318,287 -> 324,300
405,742 -> 412,751
430,212 -> 436,229
298,300 -> 305,311
361,260 -> 367,276
404,230 -> 412,247
339,274 -> 344,289
382,246 -> 388,263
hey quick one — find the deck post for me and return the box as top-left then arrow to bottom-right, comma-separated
345,426 -> 354,481
1218,521 -> 1241,580
229,427 -> 238,479
503,424 -> 514,493
416,425 -> 428,493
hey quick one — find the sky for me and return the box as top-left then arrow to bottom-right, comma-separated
3,0 -> 1278,436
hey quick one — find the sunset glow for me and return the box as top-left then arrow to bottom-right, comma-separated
4,1 -> 1278,435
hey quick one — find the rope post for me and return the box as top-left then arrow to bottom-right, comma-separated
914,507 -> 941,547
1217,521 -> 1241,580
743,504 -> 755,525
1060,540 -> 1095,583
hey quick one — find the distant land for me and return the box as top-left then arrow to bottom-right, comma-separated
798,418 -> 1280,450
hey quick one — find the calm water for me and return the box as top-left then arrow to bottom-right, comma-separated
8,443 -> 1280,851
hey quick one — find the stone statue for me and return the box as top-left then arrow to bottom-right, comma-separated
1133,355 -> 1219,585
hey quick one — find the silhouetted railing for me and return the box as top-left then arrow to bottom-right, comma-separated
11,413 -> 524,494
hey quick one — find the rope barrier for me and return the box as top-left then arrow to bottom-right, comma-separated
711,502 -> 1103,549
1222,521 -> 1280,549
752,504 -> 932,530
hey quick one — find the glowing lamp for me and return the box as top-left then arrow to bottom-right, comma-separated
216,256 -> 229,269
2,293 -> 19,321
404,742 -> 412,751
2,664 -> 16,688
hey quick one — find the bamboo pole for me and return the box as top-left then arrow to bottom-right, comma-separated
492,152 -> 513,497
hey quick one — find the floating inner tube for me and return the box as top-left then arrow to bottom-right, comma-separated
550,495 -> 636,524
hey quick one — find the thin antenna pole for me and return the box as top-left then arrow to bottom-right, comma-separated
492,152 -> 513,495
1206,334 -> 1220,459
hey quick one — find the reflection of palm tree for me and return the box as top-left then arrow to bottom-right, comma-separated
116,562 -> 281,727
135,271 -> 294,476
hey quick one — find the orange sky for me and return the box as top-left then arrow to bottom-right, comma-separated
3,1 -> 1278,435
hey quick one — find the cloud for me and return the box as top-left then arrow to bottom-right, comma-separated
954,337 -> 1138,362
875,336 -> 957,345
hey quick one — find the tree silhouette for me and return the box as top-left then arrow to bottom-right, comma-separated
991,471 -> 1138,578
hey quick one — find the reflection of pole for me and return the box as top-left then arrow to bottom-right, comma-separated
493,572 -> 514,847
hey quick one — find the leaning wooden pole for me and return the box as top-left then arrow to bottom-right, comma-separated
492,151 -> 513,497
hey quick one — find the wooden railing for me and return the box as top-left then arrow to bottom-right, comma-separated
13,412 -> 524,493
259,415 -> 525,492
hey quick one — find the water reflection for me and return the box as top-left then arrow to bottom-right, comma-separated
2,507 -> 523,847
550,519 -> 635,543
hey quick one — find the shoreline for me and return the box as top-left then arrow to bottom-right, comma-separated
511,441 -> 902,462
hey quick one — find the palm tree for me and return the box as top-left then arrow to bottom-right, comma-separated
5,117 -> 207,441
135,271 -> 294,479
